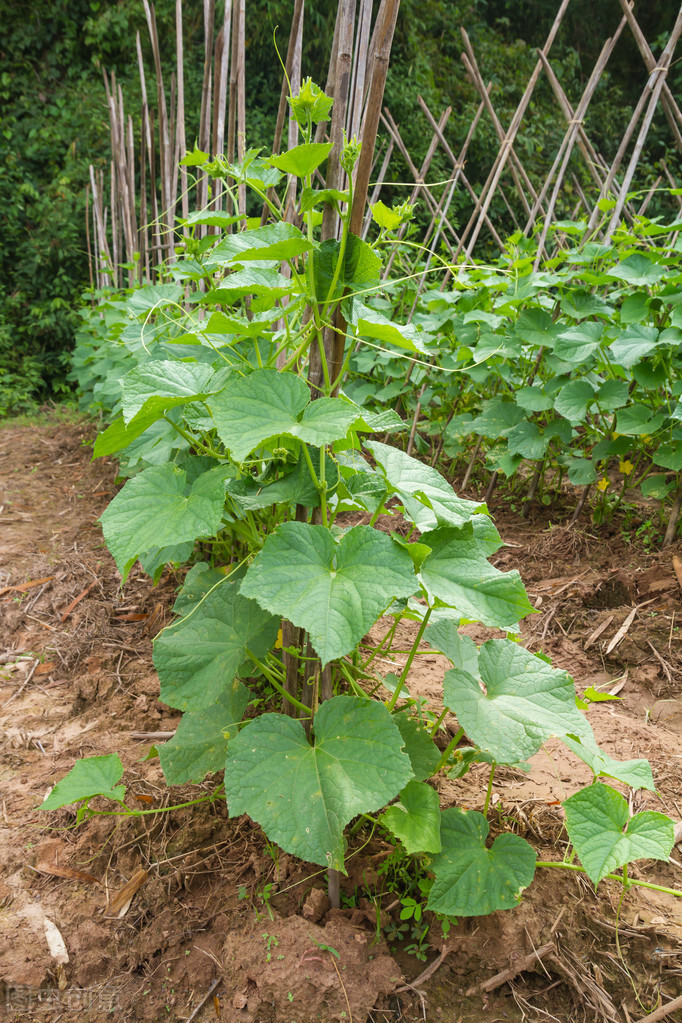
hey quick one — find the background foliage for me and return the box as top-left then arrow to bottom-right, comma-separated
1,0 -> 681,414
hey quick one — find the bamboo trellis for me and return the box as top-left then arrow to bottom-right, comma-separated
88,0 -> 682,293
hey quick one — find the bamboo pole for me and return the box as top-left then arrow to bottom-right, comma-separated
459,0 -> 571,266
460,33 -> 539,217
525,21 -> 625,233
308,0 -> 355,392
604,9 -> 682,243
196,0 -> 215,221
236,0 -> 246,216
416,95 -> 504,250
349,0 -> 401,238
531,25 -> 626,268
143,0 -> 173,260
618,0 -> 682,151
347,0 -> 372,141
175,1 -> 188,223
215,0 -> 232,158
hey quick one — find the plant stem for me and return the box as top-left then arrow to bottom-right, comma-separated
246,649 -> 311,715
429,707 -> 448,737
387,607 -> 432,711
433,728 -> 464,773
535,860 -> 682,898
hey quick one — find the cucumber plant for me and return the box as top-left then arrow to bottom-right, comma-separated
46,82 -> 678,919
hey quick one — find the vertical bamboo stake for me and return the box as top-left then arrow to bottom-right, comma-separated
140,106 -> 149,282
176,0 -> 189,222
347,0 -> 372,141
143,0 -> 173,259
85,183 -> 94,292
197,0 -> 216,218
604,10 -> 682,243
307,0 -> 355,393
215,0 -> 232,158
282,0 -> 304,224
110,160 -> 119,287
236,0 -> 246,216
618,0 -> 682,150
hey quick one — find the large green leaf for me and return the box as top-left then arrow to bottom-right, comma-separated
208,222 -> 312,266
225,696 -> 412,869
94,408 -> 166,457
443,639 -> 586,762
350,301 -> 428,353
241,522 -> 416,666
269,141 -> 333,177
470,398 -> 525,439
555,379 -> 596,424
382,781 -> 442,854
419,526 -> 535,629
606,254 -> 666,287
553,322 -> 603,363
563,783 -> 674,885
158,681 -> 249,784
609,325 -> 660,368
100,464 -> 228,582
153,578 -> 279,711
128,283 -> 183,316
208,369 -> 358,462
615,404 -> 667,436
366,441 -> 485,530
40,755 -> 126,810
207,267 -> 296,302
514,308 -> 561,347
121,360 -> 216,424
427,808 -> 536,916
506,421 -> 548,460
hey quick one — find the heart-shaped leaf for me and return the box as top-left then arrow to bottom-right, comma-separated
208,369 -> 359,462
564,783 -> 674,885
100,464 -> 228,582
40,755 -> 126,810
225,696 -> 413,869
153,578 -> 279,711
121,360 -> 216,424
240,522 -> 417,666
426,807 -> 536,916
444,639 -> 587,762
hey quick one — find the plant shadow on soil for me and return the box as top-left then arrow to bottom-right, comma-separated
0,415 -> 681,1022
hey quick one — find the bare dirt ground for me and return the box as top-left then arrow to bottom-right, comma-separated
1,413 -> 681,1023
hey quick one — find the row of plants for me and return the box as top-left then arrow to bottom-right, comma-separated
52,87 -> 678,927
342,207 -> 682,536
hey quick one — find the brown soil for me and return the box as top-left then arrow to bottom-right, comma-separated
0,414 -> 681,1023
